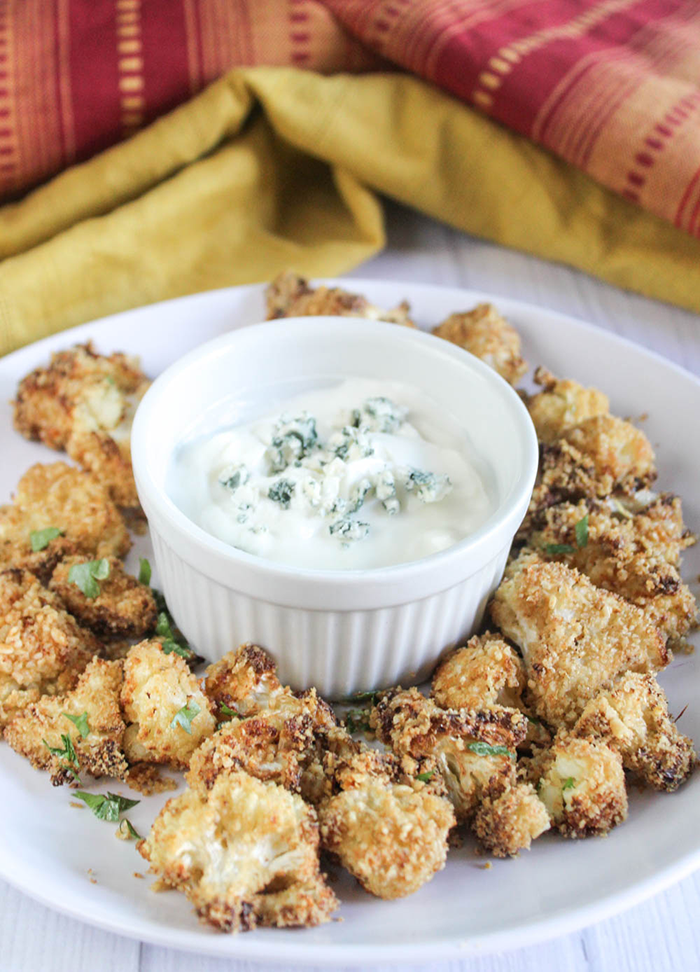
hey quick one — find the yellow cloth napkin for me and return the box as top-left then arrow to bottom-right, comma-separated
1,66 -> 699,356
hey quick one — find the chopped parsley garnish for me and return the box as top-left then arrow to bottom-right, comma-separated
342,689 -> 382,704
118,818 -> 142,841
268,478 -> 295,509
171,701 -> 201,734
544,543 -> 576,555
74,790 -> 140,822
562,777 -> 576,791
155,611 -> 195,660
68,558 -> 110,598
575,514 -> 589,549
219,702 -> 241,718
417,771 -> 435,783
345,709 -> 371,734
43,734 -> 80,781
29,526 -> 62,552
467,742 -> 516,759
138,557 -> 152,586
63,711 -> 90,739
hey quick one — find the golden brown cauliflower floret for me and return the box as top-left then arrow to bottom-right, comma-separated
139,772 -> 338,932
529,500 -> 698,648
371,688 -> 527,822
4,658 -> 127,785
0,568 -> 100,727
49,555 -> 157,639
121,639 -> 216,769
265,271 -> 415,326
560,415 -> 656,493
629,493 -> 696,565
432,304 -> 527,385
472,780 -> 550,857
535,735 -> 628,838
0,463 -> 130,578
432,633 -> 525,711
490,552 -> 670,729
13,343 -> 149,508
204,643 -> 284,719
319,779 -> 455,899
526,367 -> 609,443
572,672 -> 696,791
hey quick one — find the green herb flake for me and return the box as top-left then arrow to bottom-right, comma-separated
68,558 -> 110,598
544,543 -> 575,556
219,702 -> 240,718
562,777 -> 577,791
575,514 -> 589,549
138,557 -> 152,586
170,701 -> 201,734
118,818 -> 142,841
43,733 -> 80,781
63,711 -> 90,739
417,771 -> 434,783
467,741 -> 516,759
341,689 -> 381,704
345,709 -> 371,735
155,612 -> 194,660
74,790 -> 140,822
29,527 -> 62,552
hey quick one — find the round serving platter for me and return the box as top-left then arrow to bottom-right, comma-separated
0,280 -> 698,965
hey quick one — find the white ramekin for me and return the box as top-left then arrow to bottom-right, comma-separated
131,317 -> 538,698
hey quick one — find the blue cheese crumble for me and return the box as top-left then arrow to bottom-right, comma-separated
170,378 -> 491,570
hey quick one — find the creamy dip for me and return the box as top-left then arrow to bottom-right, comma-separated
169,378 -> 491,570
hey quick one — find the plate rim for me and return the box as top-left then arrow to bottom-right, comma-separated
1,278 -> 699,964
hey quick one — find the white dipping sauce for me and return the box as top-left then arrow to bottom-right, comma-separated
170,378 -> 491,570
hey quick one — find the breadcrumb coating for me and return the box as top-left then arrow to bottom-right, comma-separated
534,734 -> 628,838
530,500 -> 698,647
490,552 -> 670,728
204,643 -> 285,719
432,633 -> 526,711
139,772 -> 338,932
472,780 -> 550,857
320,780 -> 455,899
560,415 -> 656,493
0,463 -> 130,576
572,672 -> 696,791
4,658 -> 127,785
121,640 -> 216,769
13,343 -> 149,507
50,556 -> 157,639
0,568 -> 100,727
265,271 -> 415,327
432,304 -> 528,385
527,368 -> 609,443
372,688 -> 526,822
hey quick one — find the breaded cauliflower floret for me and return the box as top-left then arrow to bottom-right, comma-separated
4,658 -> 127,785
535,735 -> 628,838
139,772 -> 338,932
121,640 -> 216,768
628,492 -> 696,564
560,415 -> 656,493
13,343 -> 149,507
0,568 -> 100,727
490,552 -> 670,728
572,673 -> 696,791
265,271 -> 415,326
432,304 -> 527,385
204,644 -> 285,718
371,688 -> 526,822
530,500 -> 698,647
432,633 -> 525,711
49,555 -> 157,638
472,780 -> 550,857
187,687 -> 335,797
0,463 -> 130,577
524,440 -> 615,531
320,779 -> 455,899
526,367 -> 609,443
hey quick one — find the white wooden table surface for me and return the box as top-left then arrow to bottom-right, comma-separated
3,201 -> 700,972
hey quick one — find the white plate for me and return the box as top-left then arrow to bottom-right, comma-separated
0,281 -> 698,966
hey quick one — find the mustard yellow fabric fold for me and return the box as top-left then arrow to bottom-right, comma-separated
1,67 -> 698,356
